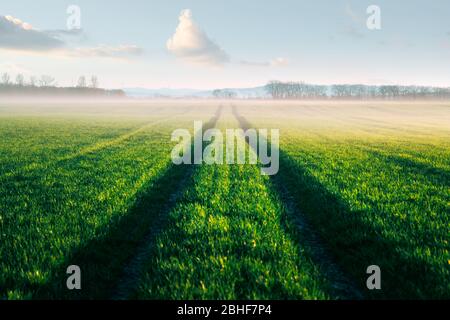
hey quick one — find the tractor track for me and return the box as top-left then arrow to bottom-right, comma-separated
111,105 -> 223,299
231,104 -> 363,300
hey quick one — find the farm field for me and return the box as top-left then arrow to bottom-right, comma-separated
0,100 -> 449,299
134,112 -> 339,300
233,101 -> 450,299
0,101 -> 216,299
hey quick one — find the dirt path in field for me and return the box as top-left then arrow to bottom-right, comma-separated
111,105 -> 223,299
231,104 -> 364,300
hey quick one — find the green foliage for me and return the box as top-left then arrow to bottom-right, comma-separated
0,116 -> 192,299
135,130 -> 331,299
0,102 -> 448,300
278,135 -> 449,298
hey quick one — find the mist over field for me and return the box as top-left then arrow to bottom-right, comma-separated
0,100 -> 448,299
1,0 -> 449,303
1,99 -> 449,130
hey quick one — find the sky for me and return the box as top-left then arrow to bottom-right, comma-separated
0,0 -> 450,89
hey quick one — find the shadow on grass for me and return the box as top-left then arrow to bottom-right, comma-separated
368,150 -> 450,187
232,105 -> 448,299
32,106 -> 223,299
274,152 -> 448,299
33,161 -> 195,299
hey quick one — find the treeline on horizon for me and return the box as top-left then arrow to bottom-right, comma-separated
1,71 -> 449,100
0,73 -> 125,98
265,81 -> 450,100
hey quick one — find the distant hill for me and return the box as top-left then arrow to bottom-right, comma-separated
124,88 -> 211,98
124,86 -> 270,99
128,82 -> 450,101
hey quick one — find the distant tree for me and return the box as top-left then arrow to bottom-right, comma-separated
312,85 -> 327,98
1,73 -> 11,85
226,91 -> 237,99
212,89 -> 237,99
15,74 -> 25,86
267,80 -> 450,100
29,76 -> 37,87
266,81 -> 283,99
267,81 -> 329,99
39,75 -> 56,87
90,75 -> 99,88
77,76 -> 87,88
332,85 -> 347,98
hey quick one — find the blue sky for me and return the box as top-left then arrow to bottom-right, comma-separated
1,0 -> 449,89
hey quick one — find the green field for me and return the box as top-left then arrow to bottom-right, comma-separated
0,101 -> 448,299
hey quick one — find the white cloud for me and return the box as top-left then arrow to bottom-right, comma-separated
0,62 -> 31,75
0,15 -> 142,59
239,60 -> 270,67
270,57 -> 289,67
167,9 -> 229,66
342,4 -> 365,39
344,3 -> 363,24
0,15 -> 64,51
70,44 -> 143,58
240,57 -> 289,67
